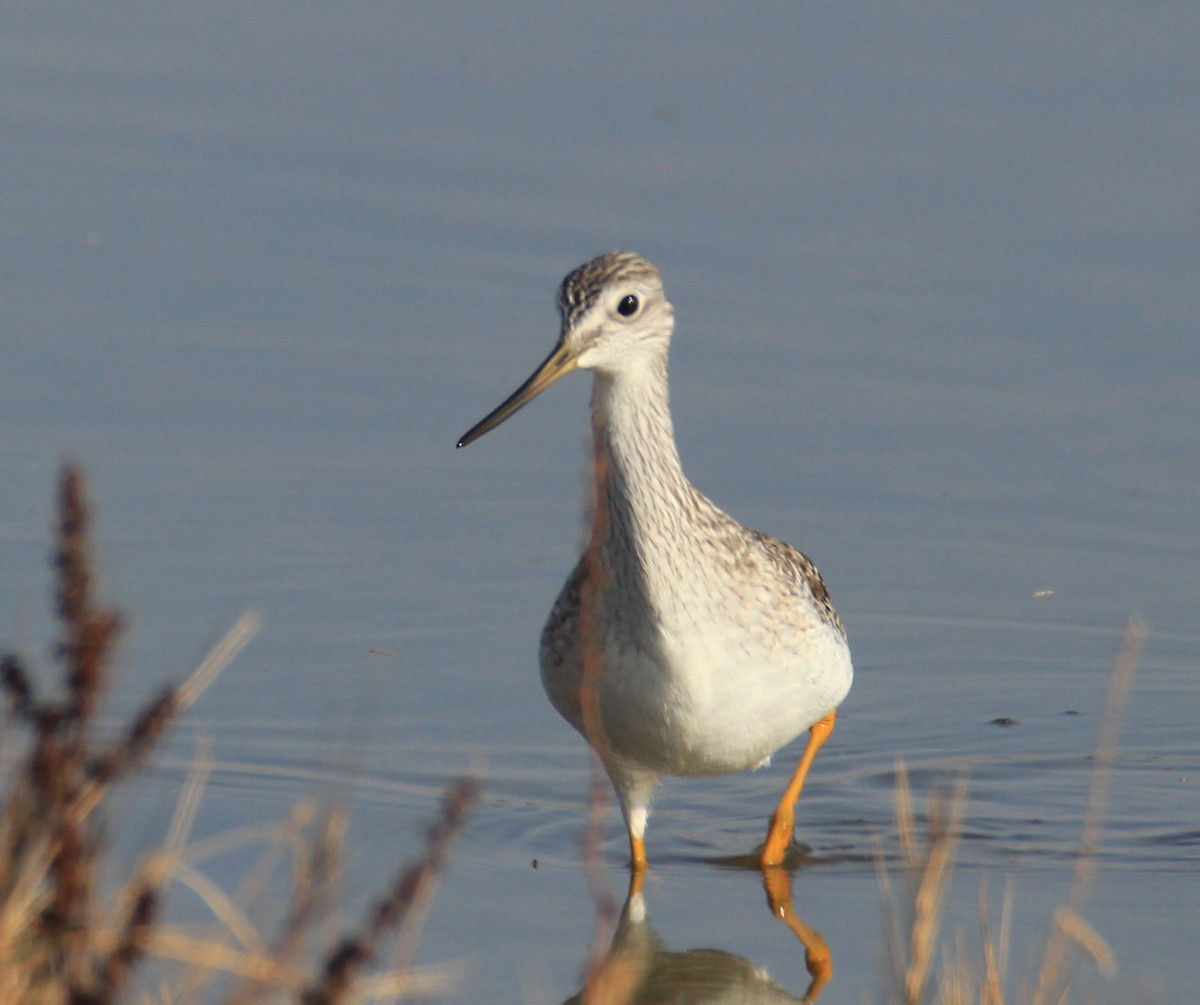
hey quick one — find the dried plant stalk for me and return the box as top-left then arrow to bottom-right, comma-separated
2,466 -> 474,1005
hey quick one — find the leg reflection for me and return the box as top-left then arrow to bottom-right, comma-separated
571,867 -> 834,1004
761,866 -> 833,1003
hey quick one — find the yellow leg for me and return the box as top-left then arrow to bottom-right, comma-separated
628,858 -> 645,897
761,711 -> 836,867
630,832 -> 647,873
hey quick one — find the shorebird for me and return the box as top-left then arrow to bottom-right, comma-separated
457,252 -> 852,870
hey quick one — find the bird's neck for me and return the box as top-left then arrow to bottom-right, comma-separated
587,358 -> 703,583
590,356 -> 685,495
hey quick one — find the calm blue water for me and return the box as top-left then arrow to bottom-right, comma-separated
2,5 -> 1197,1002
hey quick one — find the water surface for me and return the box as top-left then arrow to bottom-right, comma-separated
2,4 -> 1197,1002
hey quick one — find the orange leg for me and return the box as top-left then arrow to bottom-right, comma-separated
761,711 -> 837,867
628,853 -> 646,897
629,832 -> 647,874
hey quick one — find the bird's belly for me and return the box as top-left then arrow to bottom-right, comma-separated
540,616 -> 852,778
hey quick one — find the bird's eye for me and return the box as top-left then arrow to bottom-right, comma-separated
617,294 -> 639,317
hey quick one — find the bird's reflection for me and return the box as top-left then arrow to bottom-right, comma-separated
565,868 -> 832,1004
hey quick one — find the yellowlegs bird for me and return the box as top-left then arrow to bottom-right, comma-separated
458,252 -> 852,870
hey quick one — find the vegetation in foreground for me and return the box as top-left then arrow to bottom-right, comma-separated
0,465 -> 475,1004
1,465 -> 1141,1003
877,618 -> 1141,1005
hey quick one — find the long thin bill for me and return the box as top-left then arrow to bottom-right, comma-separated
456,341 -> 578,448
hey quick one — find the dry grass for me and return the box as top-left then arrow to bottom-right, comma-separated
0,465 -> 476,1004
2,464 -> 1149,1005
879,618 -> 1143,1005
